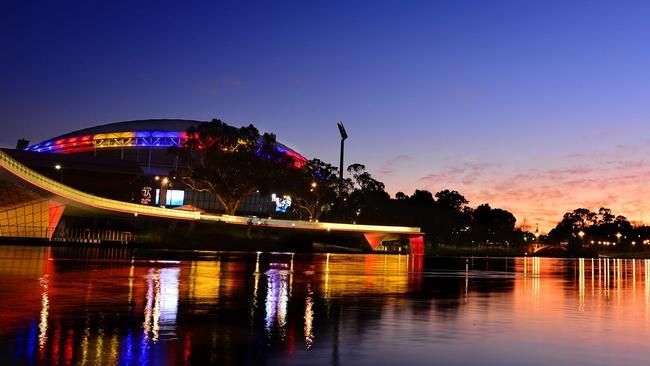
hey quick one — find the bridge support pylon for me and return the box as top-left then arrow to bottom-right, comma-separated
363,233 -> 424,255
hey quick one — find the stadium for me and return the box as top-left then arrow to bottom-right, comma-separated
11,119 -> 308,214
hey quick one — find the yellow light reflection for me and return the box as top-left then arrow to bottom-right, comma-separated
251,252 -> 261,324
578,258 -> 585,311
95,326 -> 104,364
304,284 -> 314,349
188,261 -> 221,303
80,324 -> 89,366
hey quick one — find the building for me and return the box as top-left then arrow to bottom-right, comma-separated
13,119 -> 307,215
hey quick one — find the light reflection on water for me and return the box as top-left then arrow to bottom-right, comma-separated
1,246 -> 650,365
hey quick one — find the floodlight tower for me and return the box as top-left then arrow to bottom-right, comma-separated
337,122 -> 348,197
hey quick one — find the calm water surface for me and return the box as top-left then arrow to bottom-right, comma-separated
0,245 -> 648,365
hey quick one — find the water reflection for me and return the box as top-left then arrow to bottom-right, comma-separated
2,246 -> 650,365
264,264 -> 290,340
142,267 -> 179,343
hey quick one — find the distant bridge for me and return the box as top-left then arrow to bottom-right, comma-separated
526,242 -> 568,254
0,149 -> 423,254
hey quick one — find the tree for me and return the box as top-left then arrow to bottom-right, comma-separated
547,208 -> 596,242
410,190 -> 435,205
470,204 -> 517,244
345,164 -> 389,223
598,207 -> 615,224
347,163 -> 386,192
290,159 -> 339,221
435,190 -> 469,211
175,119 -> 294,215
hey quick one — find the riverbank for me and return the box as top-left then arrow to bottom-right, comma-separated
430,243 -> 523,257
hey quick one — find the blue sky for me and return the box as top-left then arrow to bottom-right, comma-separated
2,0 -> 650,229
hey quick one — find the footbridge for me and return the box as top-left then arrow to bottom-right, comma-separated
526,242 -> 568,255
0,149 -> 423,254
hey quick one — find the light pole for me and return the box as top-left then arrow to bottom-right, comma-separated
309,181 -> 318,221
337,122 -> 347,198
54,164 -> 62,183
155,176 -> 169,207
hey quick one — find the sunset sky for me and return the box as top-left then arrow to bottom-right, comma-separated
2,1 -> 650,231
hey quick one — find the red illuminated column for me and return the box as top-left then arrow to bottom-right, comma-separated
409,236 -> 424,256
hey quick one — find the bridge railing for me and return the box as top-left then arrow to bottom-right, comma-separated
0,149 -> 421,235
0,149 -> 200,221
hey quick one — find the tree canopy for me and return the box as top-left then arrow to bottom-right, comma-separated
175,119 -> 294,215
172,118 -> 532,247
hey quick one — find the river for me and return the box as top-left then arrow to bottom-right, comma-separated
0,245 -> 647,365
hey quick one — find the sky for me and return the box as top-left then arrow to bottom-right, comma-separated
2,0 -> 650,231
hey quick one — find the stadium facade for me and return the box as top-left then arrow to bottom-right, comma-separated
13,119 -> 307,215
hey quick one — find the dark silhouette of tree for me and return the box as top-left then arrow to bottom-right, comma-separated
470,204 -> 517,244
435,190 -> 468,211
395,192 -> 408,200
347,164 -> 386,192
344,164 -> 390,223
411,190 -> 435,205
546,207 -> 650,254
597,207 -> 615,224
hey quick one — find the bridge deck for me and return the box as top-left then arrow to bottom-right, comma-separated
0,149 -> 422,236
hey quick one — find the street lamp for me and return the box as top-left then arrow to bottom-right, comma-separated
578,230 -> 585,240
616,232 -> 622,241
54,164 -> 62,182
158,176 -> 169,207
337,121 -> 347,198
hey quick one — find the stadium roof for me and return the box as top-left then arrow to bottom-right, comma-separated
54,119 -> 206,139
24,119 -> 307,167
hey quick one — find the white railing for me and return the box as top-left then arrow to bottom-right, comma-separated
0,150 -> 200,221
0,149 -> 421,234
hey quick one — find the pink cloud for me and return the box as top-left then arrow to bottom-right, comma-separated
378,154 -> 412,177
